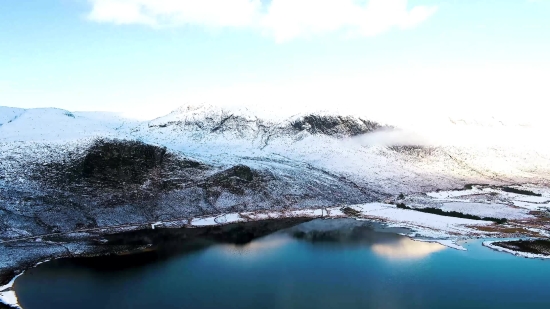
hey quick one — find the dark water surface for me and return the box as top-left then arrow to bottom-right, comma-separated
14,219 -> 550,309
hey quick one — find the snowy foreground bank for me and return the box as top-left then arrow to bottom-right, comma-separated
0,273 -> 23,309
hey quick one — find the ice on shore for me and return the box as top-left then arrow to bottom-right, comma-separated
0,272 -> 24,309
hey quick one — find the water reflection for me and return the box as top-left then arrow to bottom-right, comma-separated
287,219 -> 446,260
218,218 -> 446,260
219,235 -> 291,257
372,239 -> 446,260
67,218 -> 311,271
13,218 -> 550,309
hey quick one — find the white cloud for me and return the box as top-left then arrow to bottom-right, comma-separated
131,65 -> 549,128
87,0 -> 262,27
86,0 -> 437,40
87,0 -> 156,25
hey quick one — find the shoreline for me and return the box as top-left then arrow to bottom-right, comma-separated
483,240 -> 550,260
2,200 -> 549,308
3,180 -> 550,309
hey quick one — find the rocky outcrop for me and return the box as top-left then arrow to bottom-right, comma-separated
145,105 -> 388,143
36,139 -> 208,192
290,114 -> 383,137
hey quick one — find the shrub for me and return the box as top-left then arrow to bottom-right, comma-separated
341,207 -> 361,217
500,186 -> 541,197
396,203 -> 408,209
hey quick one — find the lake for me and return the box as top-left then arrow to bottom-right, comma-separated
13,219 -> 550,309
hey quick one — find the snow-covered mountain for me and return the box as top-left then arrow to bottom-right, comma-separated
1,105 -> 549,240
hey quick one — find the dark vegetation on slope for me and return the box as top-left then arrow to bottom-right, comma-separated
0,139 -> 215,234
341,207 -> 362,217
0,138 -> 375,238
492,239 -> 550,256
388,145 -> 425,151
147,113 -> 257,134
395,203 -> 507,224
71,139 -> 206,188
36,139 -> 208,192
199,164 -> 269,205
290,115 -> 382,136
462,184 -> 541,197
388,145 -> 436,157
500,186 -> 542,197
146,111 -> 391,143
71,139 -> 168,187
202,165 -> 260,192
389,145 -> 429,152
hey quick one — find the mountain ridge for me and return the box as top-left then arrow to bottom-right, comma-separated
1,105 -> 549,242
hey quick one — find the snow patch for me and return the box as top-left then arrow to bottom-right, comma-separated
151,222 -> 162,230
0,291 -> 20,309
0,272 -> 24,309
427,188 -> 481,199
441,202 -> 531,220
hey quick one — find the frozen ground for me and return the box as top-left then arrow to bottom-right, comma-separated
417,185 -> 550,215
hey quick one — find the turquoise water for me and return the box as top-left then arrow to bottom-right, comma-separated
14,219 -> 550,309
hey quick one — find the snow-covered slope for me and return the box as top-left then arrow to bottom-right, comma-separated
130,104 -> 550,193
1,104 -> 549,241
0,108 -> 128,142
2,104 -> 549,192
0,107 -> 25,127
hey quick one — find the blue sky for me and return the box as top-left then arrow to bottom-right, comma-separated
1,0 -> 549,120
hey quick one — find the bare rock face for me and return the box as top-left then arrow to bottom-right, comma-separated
28,139 -> 210,212
387,145 -> 437,157
201,165 -> 262,195
145,107 -> 388,143
290,115 -> 383,137
74,140 -> 169,187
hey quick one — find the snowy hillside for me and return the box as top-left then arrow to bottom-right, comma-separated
0,108 -> 128,142
2,105 -> 550,191
0,107 -> 24,127
1,104 -> 549,242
